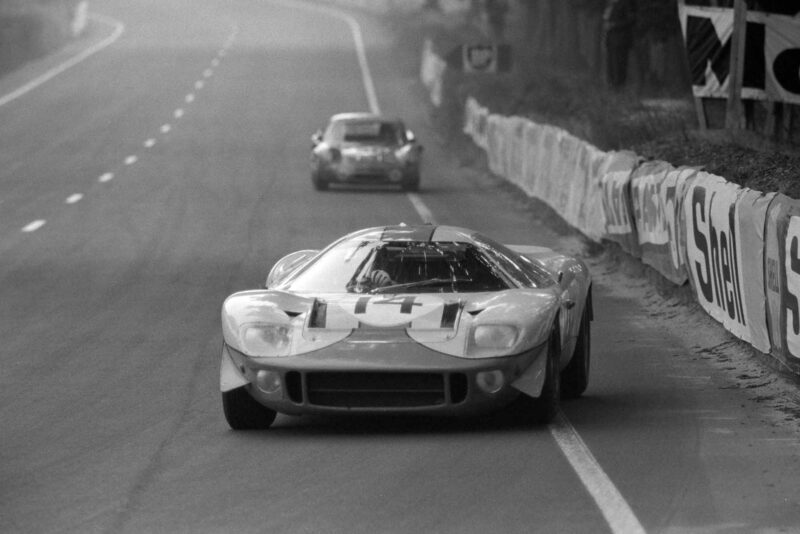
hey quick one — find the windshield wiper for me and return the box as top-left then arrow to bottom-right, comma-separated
370,277 -> 471,294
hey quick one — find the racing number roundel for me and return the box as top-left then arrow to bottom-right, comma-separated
350,295 -> 443,328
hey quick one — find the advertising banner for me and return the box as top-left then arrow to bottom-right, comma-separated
765,196 -> 785,358
517,129 -> 607,242
684,173 -> 772,351
631,162 -> 697,284
520,120 -> 546,196
735,188 -> 775,353
679,6 -> 800,104
505,117 -> 529,189
569,142 -> 609,242
421,39 -> 446,107
486,114 -> 506,177
764,15 -> 800,106
764,195 -> 800,364
661,167 -> 698,285
530,125 -> 562,206
600,151 -> 641,257
463,97 -> 489,150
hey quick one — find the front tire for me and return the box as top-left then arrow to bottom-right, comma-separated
311,162 -> 329,191
401,170 -> 420,192
311,171 -> 329,191
222,386 -> 277,430
561,293 -> 591,399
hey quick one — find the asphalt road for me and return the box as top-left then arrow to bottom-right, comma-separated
1,1 -> 799,533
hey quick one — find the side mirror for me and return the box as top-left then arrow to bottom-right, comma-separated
311,130 -> 323,146
265,249 -> 319,288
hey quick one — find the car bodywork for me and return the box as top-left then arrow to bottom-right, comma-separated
220,225 -> 592,429
310,112 -> 423,191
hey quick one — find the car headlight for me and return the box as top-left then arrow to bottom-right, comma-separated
472,325 -> 518,349
394,145 -> 415,162
241,323 -> 292,357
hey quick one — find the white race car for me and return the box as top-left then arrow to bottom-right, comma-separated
220,224 -> 592,429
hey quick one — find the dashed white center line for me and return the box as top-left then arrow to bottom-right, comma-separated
22,220 -> 46,233
11,23 -> 242,240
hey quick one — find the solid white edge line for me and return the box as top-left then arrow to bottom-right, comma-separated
550,411 -> 647,534
266,0 -> 379,114
406,193 -> 437,225
0,14 -> 125,108
22,220 -> 46,232
274,2 -> 646,532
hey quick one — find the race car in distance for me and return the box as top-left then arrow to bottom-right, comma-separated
310,112 -> 423,191
219,224 -> 592,430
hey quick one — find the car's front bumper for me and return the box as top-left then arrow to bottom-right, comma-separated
221,334 -> 548,417
324,161 -> 417,184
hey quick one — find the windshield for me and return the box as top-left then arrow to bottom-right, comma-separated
326,120 -> 403,145
282,237 -> 512,294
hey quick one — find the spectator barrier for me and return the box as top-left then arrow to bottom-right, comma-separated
630,162 -> 695,286
460,86 -> 799,374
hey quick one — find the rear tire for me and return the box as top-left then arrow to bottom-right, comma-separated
222,386 -> 277,430
561,294 -> 591,399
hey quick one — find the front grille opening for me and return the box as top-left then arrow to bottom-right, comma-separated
285,371 -> 303,404
449,373 -> 468,404
306,372 -> 445,408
